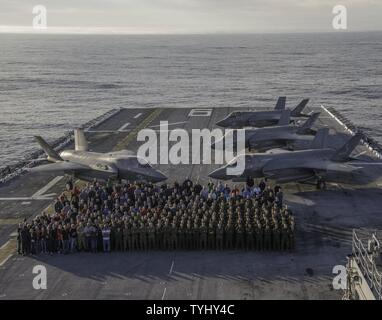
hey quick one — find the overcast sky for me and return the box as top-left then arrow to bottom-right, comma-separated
0,0 -> 381,34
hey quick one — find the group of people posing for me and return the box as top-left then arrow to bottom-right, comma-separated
17,177 -> 295,255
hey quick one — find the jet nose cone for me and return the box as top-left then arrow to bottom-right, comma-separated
208,167 -> 226,180
151,170 -> 167,183
216,119 -> 228,128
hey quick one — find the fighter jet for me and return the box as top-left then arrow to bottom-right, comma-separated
216,97 -> 310,128
212,110 -> 321,152
209,130 -> 364,186
30,128 -> 167,183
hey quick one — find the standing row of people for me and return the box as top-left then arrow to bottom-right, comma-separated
17,178 -> 294,255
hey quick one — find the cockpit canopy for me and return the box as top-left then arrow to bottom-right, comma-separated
226,159 -> 238,168
228,111 -> 242,119
115,156 -> 154,169
137,157 -> 152,168
95,163 -> 112,171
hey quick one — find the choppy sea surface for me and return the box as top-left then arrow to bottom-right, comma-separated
0,32 -> 382,170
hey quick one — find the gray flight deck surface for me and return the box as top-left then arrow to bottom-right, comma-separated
1,106 -> 382,300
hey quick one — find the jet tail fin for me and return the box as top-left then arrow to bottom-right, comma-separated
74,128 -> 88,151
277,110 -> 291,126
34,136 -> 63,162
291,99 -> 309,117
297,112 -> 320,134
310,127 -> 329,149
274,96 -> 286,110
331,132 -> 363,162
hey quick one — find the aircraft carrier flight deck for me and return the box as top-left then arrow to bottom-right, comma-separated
0,105 -> 382,300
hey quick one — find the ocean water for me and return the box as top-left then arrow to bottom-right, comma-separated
0,32 -> 382,170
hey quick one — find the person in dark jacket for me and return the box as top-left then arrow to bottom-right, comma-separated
21,226 -> 31,255
54,198 -> 63,214
246,176 -> 255,188
69,225 -> 78,253
258,180 -> 266,193
17,223 -> 23,255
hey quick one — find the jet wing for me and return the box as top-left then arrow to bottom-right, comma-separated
29,161 -> 90,173
263,159 -> 362,176
264,172 -> 316,184
249,132 -> 304,145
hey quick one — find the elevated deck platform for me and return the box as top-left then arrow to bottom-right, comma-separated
0,105 -> 382,299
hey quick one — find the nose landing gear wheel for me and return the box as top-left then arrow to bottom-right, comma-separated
316,176 -> 326,190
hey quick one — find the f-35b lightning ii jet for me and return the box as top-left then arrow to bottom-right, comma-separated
30,129 -> 167,183
212,110 -> 321,152
216,97 -> 310,128
209,130 -> 363,187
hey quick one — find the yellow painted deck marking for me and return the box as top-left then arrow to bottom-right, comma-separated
0,239 -> 16,267
0,218 -> 24,226
113,109 -> 163,151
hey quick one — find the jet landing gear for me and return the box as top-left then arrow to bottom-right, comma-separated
316,176 -> 327,190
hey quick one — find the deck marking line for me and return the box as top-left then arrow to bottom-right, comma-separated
353,151 -> 367,158
0,241 -> 10,250
134,113 -> 142,119
0,239 -> 16,267
0,197 -> 54,201
0,254 -> 13,267
0,218 -> 23,226
31,176 -> 63,199
85,130 -> 118,133
114,109 -> 163,151
348,162 -> 382,165
0,197 -> 32,201
149,121 -> 188,128
118,122 -> 131,132
161,287 -> 167,300
169,261 -> 174,275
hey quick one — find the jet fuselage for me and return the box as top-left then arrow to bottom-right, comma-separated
59,150 -> 166,183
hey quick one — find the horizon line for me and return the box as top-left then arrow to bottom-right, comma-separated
1,26 -> 382,36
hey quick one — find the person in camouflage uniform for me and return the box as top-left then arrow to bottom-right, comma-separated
225,222 -> 234,250
132,223 -> 139,250
147,222 -> 156,250
139,222 -> 147,251
281,223 -> 289,251
246,224 -> 255,250
256,222 -> 264,251
264,224 -> 272,250
216,222 -> 224,250
170,222 -> 178,250
123,222 -> 130,251
208,222 -> 215,250
114,225 -> 123,251
235,222 -> 245,250
199,222 -> 207,250
272,224 -> 281,251
156,221 -> 163,250
186,222 -> 193,250
192,221 -> 199,250
179,222 -> 186,250
77,222 -> 87,252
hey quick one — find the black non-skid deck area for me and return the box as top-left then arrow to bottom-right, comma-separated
0,106 -> 382,299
